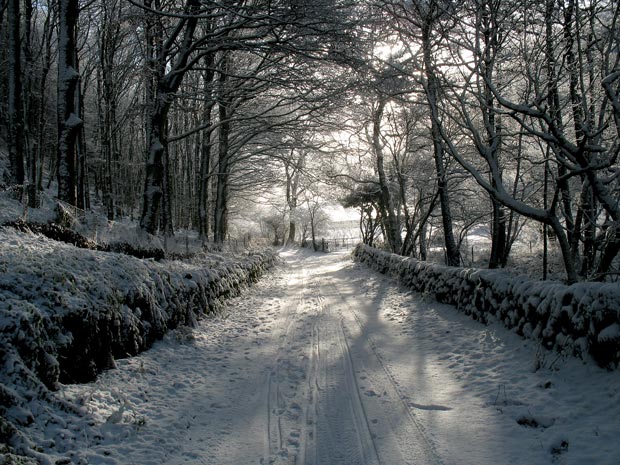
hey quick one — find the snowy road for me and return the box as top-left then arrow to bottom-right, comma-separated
261,250 -> 440,465
58,248 -> 620,465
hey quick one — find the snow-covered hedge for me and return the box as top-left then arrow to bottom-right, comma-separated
1,227 -> 274,394
353,244 -> 620,369
1,228 -> 275,456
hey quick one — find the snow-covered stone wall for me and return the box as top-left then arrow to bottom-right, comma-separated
353,244 -> 620,369
0,228 -> 275,393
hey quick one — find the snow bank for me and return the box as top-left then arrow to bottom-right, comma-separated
353,244 -> 620,368
0,228 -> 274,455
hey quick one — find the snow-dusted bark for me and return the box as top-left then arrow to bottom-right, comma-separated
23,0 -> 40,208
198,112 -> 213,241
544,0 -> 575,250
56,0 -> 82,206
139,0 -> 200,235
140,127 -> 166,234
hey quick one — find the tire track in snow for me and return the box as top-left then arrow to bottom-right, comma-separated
264,253 -> 382,465
323,278 -> 444,465
264,258 -> 315,464
308,281 -> 380,465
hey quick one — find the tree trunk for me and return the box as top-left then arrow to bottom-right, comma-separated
489,199 -> 507,268
310,205 -> 318,251
35,6 -> 55,194
23,0 -> 39,207
214,54 -> 232,244
57,0 -> 82,206
563,0 -> 592,275
422,24 -> 459,266
214,116 -> 230,243
162,118 -> 174,237
550,215 -> 578,284
285,149 -> 305,245
99,0 -> 121,220
8,0 -> 25,186
286,191 -> 297,244
162,158 -> 174,236
198,102 -> 213,240
288,218 -> 297,244
475,0 -> 507,269
76,71 -> 88,211
372,100 -> 402,253
580,183 -> 596,276
139,0 -> 200,235
545,0 -> 575,245
140,111 -> 167,234
419,222 -> 428,261
140,0 -> 160,234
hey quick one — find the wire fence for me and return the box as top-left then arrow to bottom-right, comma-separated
303,237 -> 359,252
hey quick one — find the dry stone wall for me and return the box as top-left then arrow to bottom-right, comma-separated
353,244 -> 620,369
0,228 -> 275,454
1,230 -> 275,388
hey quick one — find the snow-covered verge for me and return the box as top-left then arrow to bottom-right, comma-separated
353,244 -> 620,369
0,227 -> 274,461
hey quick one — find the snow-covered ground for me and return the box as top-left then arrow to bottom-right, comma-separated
9,248 -> 620,465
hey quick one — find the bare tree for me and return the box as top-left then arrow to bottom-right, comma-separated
342,182 -> 383,247
138,0 -> 202,235
198,54 -> 216,241
283,147 -> 307,244
483,0 -> 620,280
96,0 -> 126,219
214,52 -> 232,243
381,0 -> 461,265
305,192 -> 329,251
